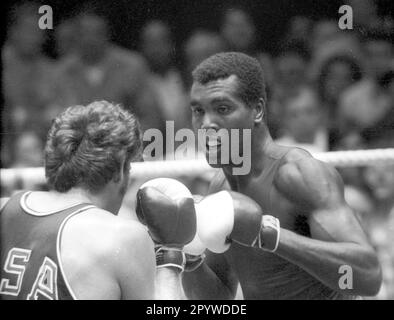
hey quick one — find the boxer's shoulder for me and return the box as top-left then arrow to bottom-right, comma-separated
273,148 -> 342,210
274,147 -> 313,185
276,147 -> 339,181
64,207 -> 152,258
61,208 -> 154,297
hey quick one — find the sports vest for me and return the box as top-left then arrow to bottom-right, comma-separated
0,191 -> 94,300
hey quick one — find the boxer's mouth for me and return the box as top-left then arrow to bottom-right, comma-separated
206,136 -> 221,150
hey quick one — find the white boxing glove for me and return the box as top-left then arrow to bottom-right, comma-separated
195,191 -> 280,254
196,191 -> 235,253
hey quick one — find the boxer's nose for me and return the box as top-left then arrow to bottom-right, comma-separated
201,112 -> 220,131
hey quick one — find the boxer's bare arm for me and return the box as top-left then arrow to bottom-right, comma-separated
272,154 -> 382,296
64,215 -> 156,299
113,221 -> 185,300
156,268 -> 184,299
112,221 -> 156,299
182,251 -> 238,300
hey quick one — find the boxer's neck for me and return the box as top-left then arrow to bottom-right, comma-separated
223,124 -> 273,186
58,184 -> 120,214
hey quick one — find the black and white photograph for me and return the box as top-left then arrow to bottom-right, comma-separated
0,0 -> 393,306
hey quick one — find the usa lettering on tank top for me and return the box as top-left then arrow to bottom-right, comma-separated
0,191 -> 94,300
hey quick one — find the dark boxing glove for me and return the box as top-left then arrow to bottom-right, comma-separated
136,178 -> 197,272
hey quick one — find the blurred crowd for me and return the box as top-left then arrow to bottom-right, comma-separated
1,1 -> 394,299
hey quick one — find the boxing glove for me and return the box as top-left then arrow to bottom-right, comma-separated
136,178 -> 196,271
183,195 -> 207,272
196,191 -> 280,253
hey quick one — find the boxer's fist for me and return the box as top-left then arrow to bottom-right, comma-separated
136,178 -> 196,247
183,195 -> 207,272
196,191 -> 280,253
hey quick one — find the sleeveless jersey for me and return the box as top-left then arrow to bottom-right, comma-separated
217,146 -> 356,299
0,191 -> 94,300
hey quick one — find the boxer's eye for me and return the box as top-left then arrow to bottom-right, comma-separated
217,105 -> 230,115
191,106 -> 204,116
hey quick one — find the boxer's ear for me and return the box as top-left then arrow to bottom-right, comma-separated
114,154 -> 127,183
253,98 -> 265,124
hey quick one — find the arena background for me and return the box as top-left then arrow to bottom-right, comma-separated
4,0 -> 394,55
1,0 -> 394,300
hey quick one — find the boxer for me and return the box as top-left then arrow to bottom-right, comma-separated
182,52 -> 382,299
0,101 -> 189,300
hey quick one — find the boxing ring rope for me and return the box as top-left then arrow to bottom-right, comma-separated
1,149 -> 394,188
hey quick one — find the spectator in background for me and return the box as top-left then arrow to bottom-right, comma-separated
140,20 -> 175,76
311,20 -> 340,54
275,87 -> 328,154
277,15 -> 312,91
218,5 -> 275,88
363,140 -> 394,299
11,131 -> 44,168
219,6 -> 257,55
360,70 -> 394,146
336,67 -> 393,214
52,12 -> 164,134
269,41 -> 311,137
284,16 -> 313,44
55,18 -> 78,62
274,41 -> 310,98
365,164 -> 394,217
140,20 -> 188,131
348,0 -> 378,30
6,131 -> 46,193
317,55 -> 363,147
183,30 -> 225,89
308,19 -> 362,81
2,2 -> 56,165
338,30 -> 393,143
346,0 -> 394,36
364,30 -> 394,81
282,16 -> 313,46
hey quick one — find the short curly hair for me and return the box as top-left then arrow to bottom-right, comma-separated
45,101 -> 142,193
192,52 -> 267,106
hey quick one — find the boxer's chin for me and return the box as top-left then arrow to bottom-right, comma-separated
205,145 -> 226,168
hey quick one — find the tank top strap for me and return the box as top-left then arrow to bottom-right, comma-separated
19,191 -> 93,217
0,190 -> 27,215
